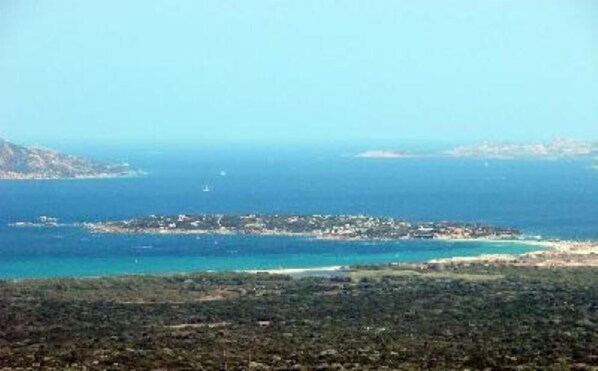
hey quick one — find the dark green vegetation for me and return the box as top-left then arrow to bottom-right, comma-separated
1,265 -> 596,370
90,214 -> 522,241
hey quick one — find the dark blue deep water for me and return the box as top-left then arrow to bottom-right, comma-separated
1,144 -> 596,279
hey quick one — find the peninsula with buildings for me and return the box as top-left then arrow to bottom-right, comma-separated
0,138 -> 136,180
86,214 -> 522,241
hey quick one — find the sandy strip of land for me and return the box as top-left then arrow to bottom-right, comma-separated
429,240 -> 598,267
242,240 -> 598,275
242,266 -> 344,275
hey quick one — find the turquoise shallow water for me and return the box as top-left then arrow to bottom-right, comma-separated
0,145 -> 595,279
0,230 -> 541,279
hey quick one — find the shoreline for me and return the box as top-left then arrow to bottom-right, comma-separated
85,225 -> 584,251
86,226 -> 528,242
238,239 -> 598,272
0,170 -> 145,181
3,237 -> 596,282
427,239 -> 598,267
4,219 -> 598,279
241,265 -> 345,275
4,238 -> 596,281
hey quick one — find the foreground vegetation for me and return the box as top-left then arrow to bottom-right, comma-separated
1,264 -> 597,369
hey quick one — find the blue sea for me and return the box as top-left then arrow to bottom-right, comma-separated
1,144 -> 597,279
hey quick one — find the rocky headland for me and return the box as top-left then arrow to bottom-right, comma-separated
0,138 -> 136,179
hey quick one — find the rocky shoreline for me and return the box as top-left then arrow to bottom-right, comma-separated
0,138 -> 138,180
0,169 -> 140,180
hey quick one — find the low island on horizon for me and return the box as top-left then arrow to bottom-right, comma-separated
355,137 -> 598,160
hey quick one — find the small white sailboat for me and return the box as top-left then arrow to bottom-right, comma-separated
202,184 -> 211,192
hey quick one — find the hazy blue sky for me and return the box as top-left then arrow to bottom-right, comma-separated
0,0 -> 596,145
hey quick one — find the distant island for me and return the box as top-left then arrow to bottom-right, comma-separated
86,214 -> 522,241
354,150 -> 411,159
0,138 -> 137,180
445,137 -> 597,159
354,137 -> 597,160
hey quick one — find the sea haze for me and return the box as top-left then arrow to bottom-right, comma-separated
0,144 -> 596,279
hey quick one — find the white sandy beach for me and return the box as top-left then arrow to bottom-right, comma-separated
242,265 -> 344,275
